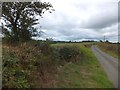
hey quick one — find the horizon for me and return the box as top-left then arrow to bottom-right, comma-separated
0,0 -> 119,43
33,0 -> 119,43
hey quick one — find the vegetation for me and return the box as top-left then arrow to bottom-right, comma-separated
2,42 -> 52,87
3,41 -> 57,88
2,2 -> 54,43
2,41 -> 82,88
1,1 -> 115,88
2,41 -> 114,88
52,43 -> 114,88
58,45 -> 82,62
97,42 -> 119,58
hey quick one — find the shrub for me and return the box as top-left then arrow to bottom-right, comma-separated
84,44 -> 92,48
2,48 -> 30,88
2,42 -> 56,88
98,43 -> 118,56
39,42 -> 52,55
59,45 -> 81,62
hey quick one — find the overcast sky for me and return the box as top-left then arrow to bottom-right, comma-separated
35,0 -> 119,42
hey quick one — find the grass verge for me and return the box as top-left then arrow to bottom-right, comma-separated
54,43 -> 114,88
97,43 -> 118,59
3,42 -> 114,88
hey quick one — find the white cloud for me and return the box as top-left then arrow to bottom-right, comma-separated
37,0 -> 119,42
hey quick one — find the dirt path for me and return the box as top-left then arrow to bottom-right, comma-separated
91,45 -> 118,88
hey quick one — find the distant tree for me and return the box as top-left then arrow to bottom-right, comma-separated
46,38 -> 53,41
69,40 -> 71,43
2,2 -> 54,42
46,38 -> 53,44
117,42 -> 120,44
105,40 -> 109,43
99,40 -> 103,42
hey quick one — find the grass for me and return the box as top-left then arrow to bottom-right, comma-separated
2,41 -> 114,88
54,43 -> 114,88
97,43 -> 119,59
98,46 -> 118,58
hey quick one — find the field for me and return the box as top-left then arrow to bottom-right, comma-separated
2,41 -> 114,88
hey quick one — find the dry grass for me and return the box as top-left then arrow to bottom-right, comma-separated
2,41 -> 57,88
2,41 -> 114,88
97,42 -> 119,58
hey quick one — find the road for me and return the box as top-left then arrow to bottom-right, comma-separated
91,45 -> 118,88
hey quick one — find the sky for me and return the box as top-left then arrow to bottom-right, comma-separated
1,0 -> 119,42
33,0 -> 119,42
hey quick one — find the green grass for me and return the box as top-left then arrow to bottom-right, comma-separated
54,43 -> 114,88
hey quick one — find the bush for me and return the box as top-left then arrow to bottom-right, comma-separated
26,41 -> 52,55
2,48 -> 30,88
39,42 -> 52,55
98,43 -> 118,56
2,41 -> 56,88
59,45 -> 81,62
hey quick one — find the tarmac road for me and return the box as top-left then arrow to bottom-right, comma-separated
91,45 -> 118,88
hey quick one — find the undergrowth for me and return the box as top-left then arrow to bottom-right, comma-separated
97,42 -> 119,58
2,41 -> 83,88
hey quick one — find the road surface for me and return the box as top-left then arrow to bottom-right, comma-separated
91,45 -> 118,88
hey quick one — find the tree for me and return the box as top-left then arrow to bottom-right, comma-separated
99,40 -> 103,42
2,2 -> 54,42
46,38 -> 53,44
105,40 -> 110,43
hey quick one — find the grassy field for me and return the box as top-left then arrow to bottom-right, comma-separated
52,43 -> 114,88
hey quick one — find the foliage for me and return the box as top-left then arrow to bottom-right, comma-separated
3,42 -> 115,88
57,44 -> 114,88
3,41 -> 83,88
98,42 -> 119,58
2,41 -> 57,88
58,45 -> 81,62
2,48 -> 30,88
39,42 -> 52,55
2,2 -> 54,42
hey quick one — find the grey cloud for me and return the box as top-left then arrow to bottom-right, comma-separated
81,9 -> 117,29
35,0 -> 118,42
